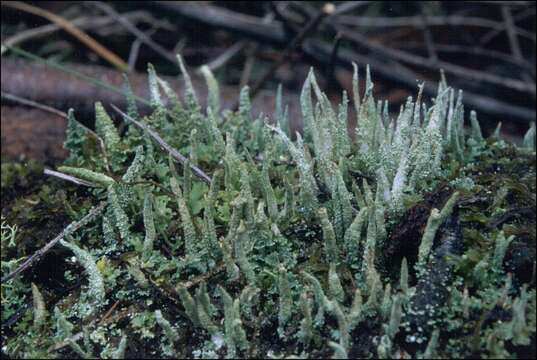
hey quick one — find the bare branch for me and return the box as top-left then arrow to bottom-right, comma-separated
335,15 -> 535,41
336,26 -> 535,95
245,3 -> 334,105
89,1 -> 177,65
1,91 -> 67,118
0,11 -> 157,55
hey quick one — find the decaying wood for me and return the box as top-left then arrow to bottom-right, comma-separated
1,58 -> 303,121
1,106 -> 68,161
1,58 -> 304,161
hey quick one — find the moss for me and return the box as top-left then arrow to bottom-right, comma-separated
1,64 -> 535,359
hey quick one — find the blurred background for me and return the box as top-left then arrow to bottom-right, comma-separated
1,1 -> 535,162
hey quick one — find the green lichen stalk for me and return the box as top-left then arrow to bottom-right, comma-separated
2,55 -> 535,360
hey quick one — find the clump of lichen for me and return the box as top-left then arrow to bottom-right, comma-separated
1,57 -> 535,359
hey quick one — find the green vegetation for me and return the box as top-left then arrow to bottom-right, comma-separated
1,58 -> 535,358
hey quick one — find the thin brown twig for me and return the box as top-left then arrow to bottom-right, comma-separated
331,1 -> 371,16
239,44 -> 258,89
502,5 -> 524,61
269,1 -> 301,34
128,27 -> 159,72
196,41 -> 247,74
303,40 -> 535,122
335,14 -> 535,41
142,263 -> 225,306
501,4 -> 535,91
327,31 -> 343,83
153,1 -> 535,122
238,12 -> 276,88
1,91 -> 111,171
97,300 -> 121,326
1,202 -> 106,283
235,3 -> 335,110
0,11 -> 157,55
182,263 -> 226,289
1,91 -> 67,118
394,42 -> 535,74
419,4 -> 438,64
50,303 -> 137,352
111,105 -> 212,184
336,25 -> 535,95
1,1 -> 128,71
88,1 -> 177,66
480,6 -> 536,45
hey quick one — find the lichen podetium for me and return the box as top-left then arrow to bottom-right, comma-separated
1,57 -> 535,359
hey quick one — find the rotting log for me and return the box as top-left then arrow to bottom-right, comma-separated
1,58 -> 306,161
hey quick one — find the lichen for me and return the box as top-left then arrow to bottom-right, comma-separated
1,58 -> 535,359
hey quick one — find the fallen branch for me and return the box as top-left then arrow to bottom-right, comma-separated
303,40 -> 536,123
335,15 -> 535,41
88,1 -> 177,65
152,1 -> 535,123
335,25 -> 535,95
245,3 -> 334,106
1,57 -> 301,121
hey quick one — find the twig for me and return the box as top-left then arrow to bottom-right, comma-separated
335,14 -> 535,41
419,3 -> 438,64
111,105 -> 212,184
336,25 -> 535,94
97,300 -> 121,326
1,90 -> 111,171
239,3 -> 335,108
153,1 -> 287,46
1,91 -> 67,118
501,4 -> 535,93
0,11 -> 157,55
239,44 -> 258,89
1,202 -> 106,283
465,1 -> 531,5
327,32 -> 343,84
395,42 -> 535,74
128,27 -> 159,72
269,1 -> 301,34
182,263 -> 226,289
155,1 -> 534,122
1,1 -> 128,71
502,5 -> 524,61
50,303 -> 137,352
303,40 -> 536,122
89,1 -> 177,66
238,12 -> 276,88
196,41 -> 247,74
142,263 -> 225,306
43,168 -> 97,187
331,1 -> 371,16
479,6 -> 536,45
